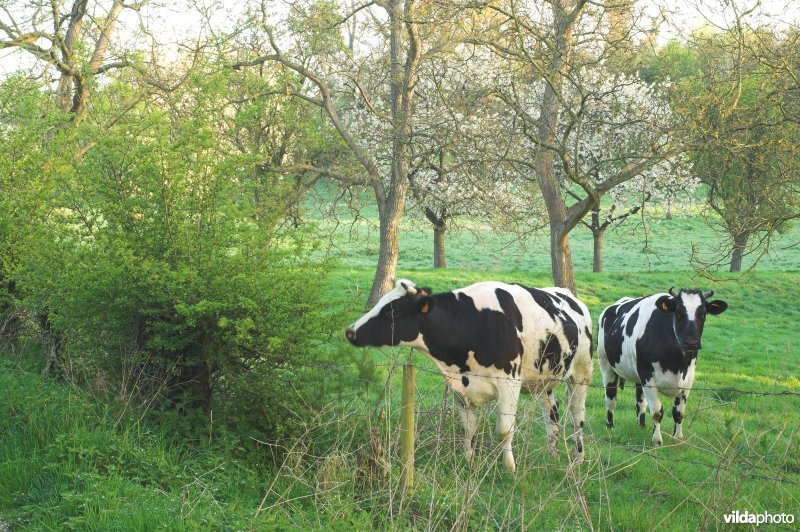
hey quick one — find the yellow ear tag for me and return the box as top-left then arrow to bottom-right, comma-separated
660,301 -> 669,311
420,301 -> 430,314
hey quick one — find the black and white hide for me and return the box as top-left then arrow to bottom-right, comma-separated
345,279 -> 594,471
597,288 -> 728,444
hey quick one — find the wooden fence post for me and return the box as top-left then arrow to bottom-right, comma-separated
399,361 -> 415,494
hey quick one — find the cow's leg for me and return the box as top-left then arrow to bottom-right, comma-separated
672,391 -> 688,440
539,389 -> 560,457
567,377 -> 589,463
635,383 -> 646,428
600,365 -> 619,429
495,379 -> 521,472
641,381 -> 664,445
456,399 -> 478,462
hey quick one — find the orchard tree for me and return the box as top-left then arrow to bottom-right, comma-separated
406,160 -> 536,269
233,0 -> 467,305
553,70 -> 693,272
471,0 -> 680,292
579,157 -> 697,272
348,46 -> 537,269
0,0 -> 148,120
669,28 -> 800,272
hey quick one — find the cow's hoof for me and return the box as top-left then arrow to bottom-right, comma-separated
503,457 -> 516,473
652,435 -> 663,446
606,421 -> 614,429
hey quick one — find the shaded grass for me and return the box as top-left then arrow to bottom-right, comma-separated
0,355 -> 267,530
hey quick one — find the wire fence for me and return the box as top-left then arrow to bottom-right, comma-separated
295,356 -> 800,396
256,350 -> 800,529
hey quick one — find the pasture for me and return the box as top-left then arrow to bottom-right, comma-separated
2,209 -> 799,529
4,0 -> 800,527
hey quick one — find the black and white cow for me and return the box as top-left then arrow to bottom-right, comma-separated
597,288 -> 728,444
345,279 -> 593,471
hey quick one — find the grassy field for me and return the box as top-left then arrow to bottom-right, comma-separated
314,189 -> 800,273
2,205 -> 800,529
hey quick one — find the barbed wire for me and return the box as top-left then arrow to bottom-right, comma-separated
254,361 -> 800,531
278,354 -> 800,488
298,354 -> 800,398
244,324 -> 800,531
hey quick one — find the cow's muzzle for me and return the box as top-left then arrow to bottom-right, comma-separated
345,327 -> 356,344
682,341 -> 701,351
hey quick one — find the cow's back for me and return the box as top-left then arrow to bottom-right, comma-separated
455,283 -> 593,388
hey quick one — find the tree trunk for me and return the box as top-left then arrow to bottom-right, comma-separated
433,224 -> 446,269
533,0 -> 584,294
174,359 -> 212,410
729,231 -> 750,272
550,225 -> 576,292
366,0 -> 419,306
38,313 -> 64,377
55,0 -> 89,112
665,195 -> 673,220
367,188 -> 406,306
71,0 -> 125,119
593,229 -> 604,273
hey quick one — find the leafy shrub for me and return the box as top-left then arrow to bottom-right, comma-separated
5,70 -> 333,445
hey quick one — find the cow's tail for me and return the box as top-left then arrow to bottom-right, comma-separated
619,378 -> 625,390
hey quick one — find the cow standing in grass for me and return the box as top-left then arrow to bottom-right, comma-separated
597,288 -> 728,444
345,279 -> 593,472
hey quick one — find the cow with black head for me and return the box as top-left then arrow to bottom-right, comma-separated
346,279 -> 594,471
597,288 -> 728,444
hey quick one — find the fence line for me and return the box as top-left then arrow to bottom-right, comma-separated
254,354 -> 800,530
605,440 -> 800,487
277,354 -> 800,488
295,356 -> 800,397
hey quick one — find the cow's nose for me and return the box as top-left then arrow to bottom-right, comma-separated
345,328 -> 356,342
684,341 -> 701,350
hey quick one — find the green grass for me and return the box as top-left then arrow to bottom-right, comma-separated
3,267 -> 799,529
0,355 -> 268,530
314,193 -> 800,273
3,194 -> 800,529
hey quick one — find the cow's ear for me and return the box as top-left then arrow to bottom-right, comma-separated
417,296 -> 435,315
655,295 -> 676,313
706,300 -> 728,315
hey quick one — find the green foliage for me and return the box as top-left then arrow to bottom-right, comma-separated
285,0 -> 348,57
1,67 -> 333,443
640,30 -> 800,269
0,76 -> 67,337
638,40 -> 701,84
